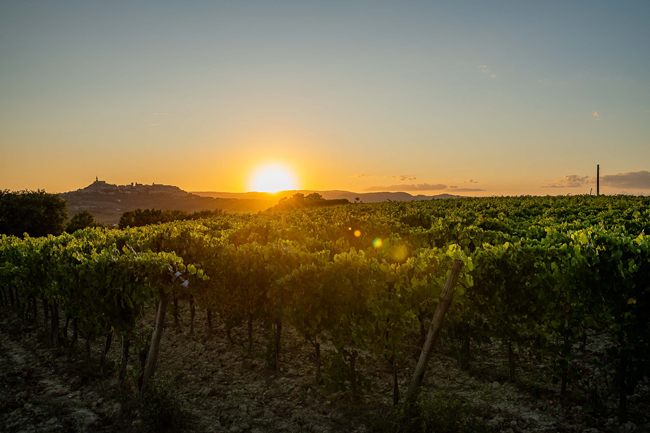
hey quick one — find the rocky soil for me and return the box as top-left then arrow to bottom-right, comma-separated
1,305 -> 649,433
0,320 -> 121,432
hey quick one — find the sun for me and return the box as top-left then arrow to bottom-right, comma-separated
249,164 -> 297,193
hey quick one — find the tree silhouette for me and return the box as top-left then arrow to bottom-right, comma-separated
66,210 -> 99,233
0,190 -> 67,237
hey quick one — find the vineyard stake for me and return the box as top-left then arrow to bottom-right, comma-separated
406,260 -> 464,404
141,289 -> 171,394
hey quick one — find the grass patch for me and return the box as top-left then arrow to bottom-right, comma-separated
373,391 -> 489,433
139,378 -> 192,433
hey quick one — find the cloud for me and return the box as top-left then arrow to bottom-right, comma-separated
490,74 -> 497,78
365,183 -> 448,192
615,191 -> 648,196
356,174 -> 370,178
447,186 -> 485,192
593,112 -> 599,117
463,179 -> 478,184
541,174 -> 592,188
601,171 -> 650,189
364,183 -> 485,192
479,65 -> 487,68
392,174 -> 417,181
542,171 -> 650,190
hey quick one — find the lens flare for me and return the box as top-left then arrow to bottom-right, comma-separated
391,245 -> 409,262
354,230 -> 361,237
373,238 -> 383,248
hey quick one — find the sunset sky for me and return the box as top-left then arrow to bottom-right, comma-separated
1,1 -> 649,196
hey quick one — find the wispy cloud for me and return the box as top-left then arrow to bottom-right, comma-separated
601,171 -> 650,189
616,191 -> 648,196
447,186 -> 485,192
364,183 -> 485,192
593,112 -> 599,117
478,65 -> 496,77
356,173 -> 418,180
365,183 -> 447,192
541,171 -> 650,190
392,174 -> 417,181
463,179 -> 478,184
541,174 -> 591,188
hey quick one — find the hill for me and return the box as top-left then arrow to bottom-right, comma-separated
192,190 -> 459,203
60,179 -> 460,225
59,179 -> 270,225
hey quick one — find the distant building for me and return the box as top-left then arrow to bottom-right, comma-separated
79,178 -> 183,196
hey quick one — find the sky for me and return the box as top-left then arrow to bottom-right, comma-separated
1,0 -> 649,196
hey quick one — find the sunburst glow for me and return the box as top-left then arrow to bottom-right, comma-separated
250,164 -> 297,193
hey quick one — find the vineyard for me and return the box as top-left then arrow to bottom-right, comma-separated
1,195 -> 650,432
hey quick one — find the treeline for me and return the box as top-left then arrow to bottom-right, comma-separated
118,208 -> 226,228
1,189 -> 351,238
273,192 -> 350,210
0,190 -> 103,236
0,190 -> 68,237
0,189 -> 229,236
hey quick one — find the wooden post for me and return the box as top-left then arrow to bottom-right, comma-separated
597,164 -> 600,196
51,302 -> 59,346
189,295 -> 195,336
100,328 -> 113,372
70,318 -> 78,356
120,335 -> 130,384
206,309 -> 213,336
141,289 -> 170,394
43,298 -> 48,335
406,260 -> 464,404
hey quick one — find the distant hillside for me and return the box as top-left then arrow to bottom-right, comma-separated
59,179 -> 271,225
192,190 -> 460,203
59,180 -> 460,225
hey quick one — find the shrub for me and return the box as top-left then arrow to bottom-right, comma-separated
139,378 -> 190,433
374,390 -> 488,433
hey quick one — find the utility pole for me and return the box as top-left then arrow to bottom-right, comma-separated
597,164 -> 600,196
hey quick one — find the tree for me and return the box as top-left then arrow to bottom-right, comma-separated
306,193 -> 324,201
0,190 -> 67,237
119,209 -> 168,228
118,208 -> 225,228
66,210 -> 99,233
274,193 -> 349,210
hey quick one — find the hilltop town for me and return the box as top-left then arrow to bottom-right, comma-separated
72,178 -> 187,197
59,178 -> 262,225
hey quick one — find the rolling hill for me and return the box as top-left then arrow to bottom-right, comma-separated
59,179 -> 459,225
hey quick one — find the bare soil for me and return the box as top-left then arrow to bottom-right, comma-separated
1,305 -> 649,433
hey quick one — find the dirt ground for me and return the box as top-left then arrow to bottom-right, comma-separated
1,304 -> 649,433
